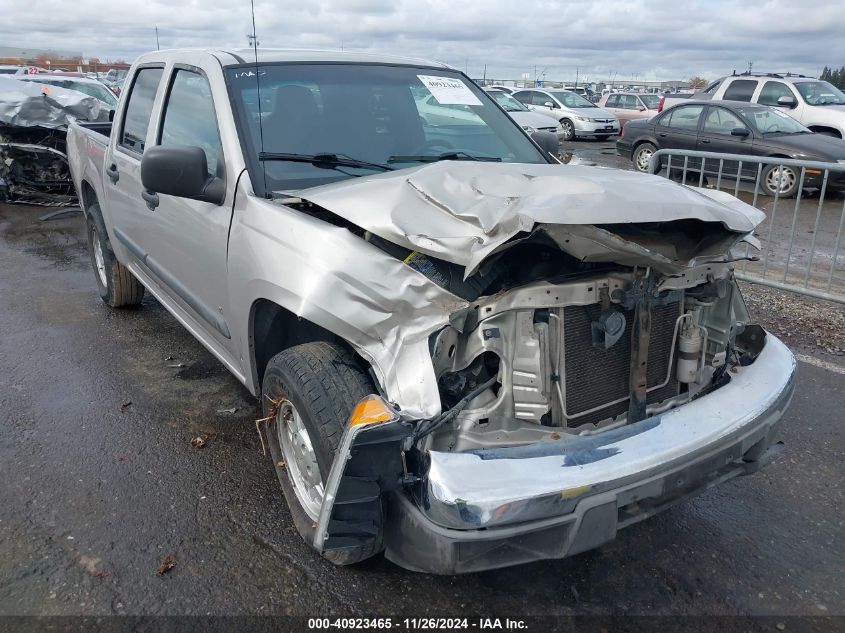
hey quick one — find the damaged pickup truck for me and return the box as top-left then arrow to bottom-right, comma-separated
67,49 -> 795,574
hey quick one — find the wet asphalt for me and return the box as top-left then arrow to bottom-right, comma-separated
0,155 -> 844,620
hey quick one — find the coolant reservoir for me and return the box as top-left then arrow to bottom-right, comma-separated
677,326 -> 703,384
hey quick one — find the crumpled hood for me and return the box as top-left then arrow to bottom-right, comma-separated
294,161 -> 765,275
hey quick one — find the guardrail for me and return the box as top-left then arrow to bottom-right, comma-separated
648,149 -> 845,305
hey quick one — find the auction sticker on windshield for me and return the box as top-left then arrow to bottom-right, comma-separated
417,75 -> 482,106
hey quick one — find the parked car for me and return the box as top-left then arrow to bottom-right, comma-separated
670,73 -> 845,138
512,88 -> 619,140
599,92 -> 660,129
0,65 -> 23,75
485,88 -> 562,135
16,74 -> 118,108
617,100 -> 845,196
67,48 -> 794,574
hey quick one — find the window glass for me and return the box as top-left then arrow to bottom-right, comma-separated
702,107 -> 745,134
663,105 -> 704,129
737,106 -> 809,135
794,80 -> 845,106
546,90 -> 594,108
226,63 -> 547,191
605,95 -> 619,107
120,68 -> 164,154
159,69 -> 223,177
513,91 -> 532,105
757,81 -> 793,106
722,79 -> 757,102
488,91 -> 527,112
619,95 -> 638,109
533,92 -> 555,107
702,80 -> 722,94
640,95 -> 660,109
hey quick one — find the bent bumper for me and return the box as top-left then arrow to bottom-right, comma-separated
384,334 -> 795,573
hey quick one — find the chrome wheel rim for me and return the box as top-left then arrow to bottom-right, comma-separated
561,120 -> 574,140
635,147 -> 653,172
92,227 -> 107,288
276,399 -> 324,520
766,166 -> 796,194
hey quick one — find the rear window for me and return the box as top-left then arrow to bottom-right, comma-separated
723,79 -> 757,102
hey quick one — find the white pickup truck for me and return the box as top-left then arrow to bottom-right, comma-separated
660,74 -> 845,138
66,48 -> 795,574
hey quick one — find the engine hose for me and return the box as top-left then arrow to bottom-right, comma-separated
415,376 -> 498,442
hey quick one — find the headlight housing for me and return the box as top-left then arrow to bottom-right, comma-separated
522,125 -> 537,134
575,115 -> 591,122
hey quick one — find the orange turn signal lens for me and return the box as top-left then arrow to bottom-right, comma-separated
348,395 -> 395,427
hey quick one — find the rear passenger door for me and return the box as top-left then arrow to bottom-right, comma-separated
654,104 -> 705,172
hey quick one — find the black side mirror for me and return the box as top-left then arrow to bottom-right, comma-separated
141,145 -> 225,205
777,95 -> 797,108
731,127 -> 750,137
530,130 -> 559,157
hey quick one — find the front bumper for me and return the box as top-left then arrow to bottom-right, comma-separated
383,334 -> 795,574
574,119 -> 619,136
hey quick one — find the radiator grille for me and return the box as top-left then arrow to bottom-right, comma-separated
562,302 -> 681,427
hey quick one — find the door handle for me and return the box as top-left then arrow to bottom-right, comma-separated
658,132 -> 667,138
700,138 -> 711,144
105,163 -> 119,184
141,189 -> 160,211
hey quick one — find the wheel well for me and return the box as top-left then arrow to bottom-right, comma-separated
249,299 -> 364,391
80,180 -> 98,214
807,126 -> 842,138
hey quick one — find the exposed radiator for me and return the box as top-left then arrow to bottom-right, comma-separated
561,301 -> 681,427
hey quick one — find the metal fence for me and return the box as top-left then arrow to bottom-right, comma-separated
648,149 -> 845,305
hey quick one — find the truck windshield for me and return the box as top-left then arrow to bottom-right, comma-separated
226,63 -> 549,193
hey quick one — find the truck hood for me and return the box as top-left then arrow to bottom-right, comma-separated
293,162 -> 765,276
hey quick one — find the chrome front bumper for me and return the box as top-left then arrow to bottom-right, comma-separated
416,333 -> 795,531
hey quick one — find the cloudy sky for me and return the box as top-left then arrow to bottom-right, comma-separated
3,0 -> 845,82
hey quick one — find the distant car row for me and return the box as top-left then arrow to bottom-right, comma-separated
617,99 -> 845,197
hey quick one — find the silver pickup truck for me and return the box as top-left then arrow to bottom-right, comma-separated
67,48 -> 796,574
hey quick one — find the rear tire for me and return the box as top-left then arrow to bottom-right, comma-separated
761,164 -> 800,198
261,341 -> 378,565
633,142 -> 657,173
85,203 -> 144,308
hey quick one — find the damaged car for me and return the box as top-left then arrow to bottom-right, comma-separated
0,75 -> 109,204
67,49 -> 795,574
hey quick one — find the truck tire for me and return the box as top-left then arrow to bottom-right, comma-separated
85,203 -> 145,308
261,341 -> 378,565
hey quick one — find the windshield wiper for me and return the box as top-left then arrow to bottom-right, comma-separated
387,151 -> 502,164
258,152 -> 393,172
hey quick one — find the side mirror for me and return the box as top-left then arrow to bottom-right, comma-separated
638,105 -> 646,111
108,109 -> 115,122
530,130 -> 559,156
544,101 -> 555,109
141,145 -> 225,205
777,95 -> 797,108
730,127 -> 750,137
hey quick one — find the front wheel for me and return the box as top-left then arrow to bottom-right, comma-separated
559,118 -> 575,141
261,341 -> 378,565
761,164 -> 800,198
633,142 -> 657,173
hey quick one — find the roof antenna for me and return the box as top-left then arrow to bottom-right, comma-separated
250,0 -> 268,197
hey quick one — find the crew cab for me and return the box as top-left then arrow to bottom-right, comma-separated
67,49 -> 795,574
